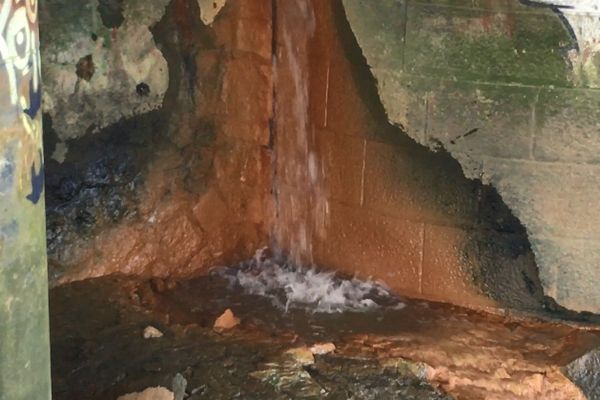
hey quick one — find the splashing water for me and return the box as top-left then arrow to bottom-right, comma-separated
216,249 -> 405,313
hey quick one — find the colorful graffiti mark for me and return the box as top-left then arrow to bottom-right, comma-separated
0,0 -> 44,204
0,3 -> 51,399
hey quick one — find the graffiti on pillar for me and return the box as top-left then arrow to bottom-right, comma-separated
0,0 -> 44,204
525,0 -> 600,86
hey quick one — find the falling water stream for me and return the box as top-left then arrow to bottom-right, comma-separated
272,0 -> 328,267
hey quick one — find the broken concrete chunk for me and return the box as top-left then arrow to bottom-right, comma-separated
341,0 -> 600,314
117,387 -> 174,400
213,309 -> 240,332
284,347 -> 315,366
198,0 -> 226,25
143,326 -> 164,339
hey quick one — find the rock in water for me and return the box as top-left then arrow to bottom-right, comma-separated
310,342 -> 336,355
117,387 -> 174,400
213,309 -> 240,332
143,326 -> 164,339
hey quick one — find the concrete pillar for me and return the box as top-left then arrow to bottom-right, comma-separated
0,0 -> 51,399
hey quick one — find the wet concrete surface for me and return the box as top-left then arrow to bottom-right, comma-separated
50,273 -> 600,399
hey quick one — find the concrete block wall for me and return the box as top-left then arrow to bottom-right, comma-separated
274,0 -> 544,312
342,0 -> 600,313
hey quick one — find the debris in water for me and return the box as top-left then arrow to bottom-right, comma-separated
171,373 -> 187,400
285,347 -> 315,366
143,326 -> 164,339
213,309 -> 240,332
380,357 -> 435,381
216,248 -> 405,313
117,387 -> 174,400
310,342 -> 336,355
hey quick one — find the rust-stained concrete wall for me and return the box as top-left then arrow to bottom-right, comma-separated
342,0 -> 600,314
37,0 -> 597,317
41,0 -> 274,284
273,0 -> 546,312
0,0 -> 52,398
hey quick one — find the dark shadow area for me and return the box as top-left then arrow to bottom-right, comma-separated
43,112 -> 154,281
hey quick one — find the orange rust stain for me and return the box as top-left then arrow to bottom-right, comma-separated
481,14 -> 493,33
57,0 -> 274,285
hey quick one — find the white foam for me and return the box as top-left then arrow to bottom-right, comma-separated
216,249 -> 405,313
